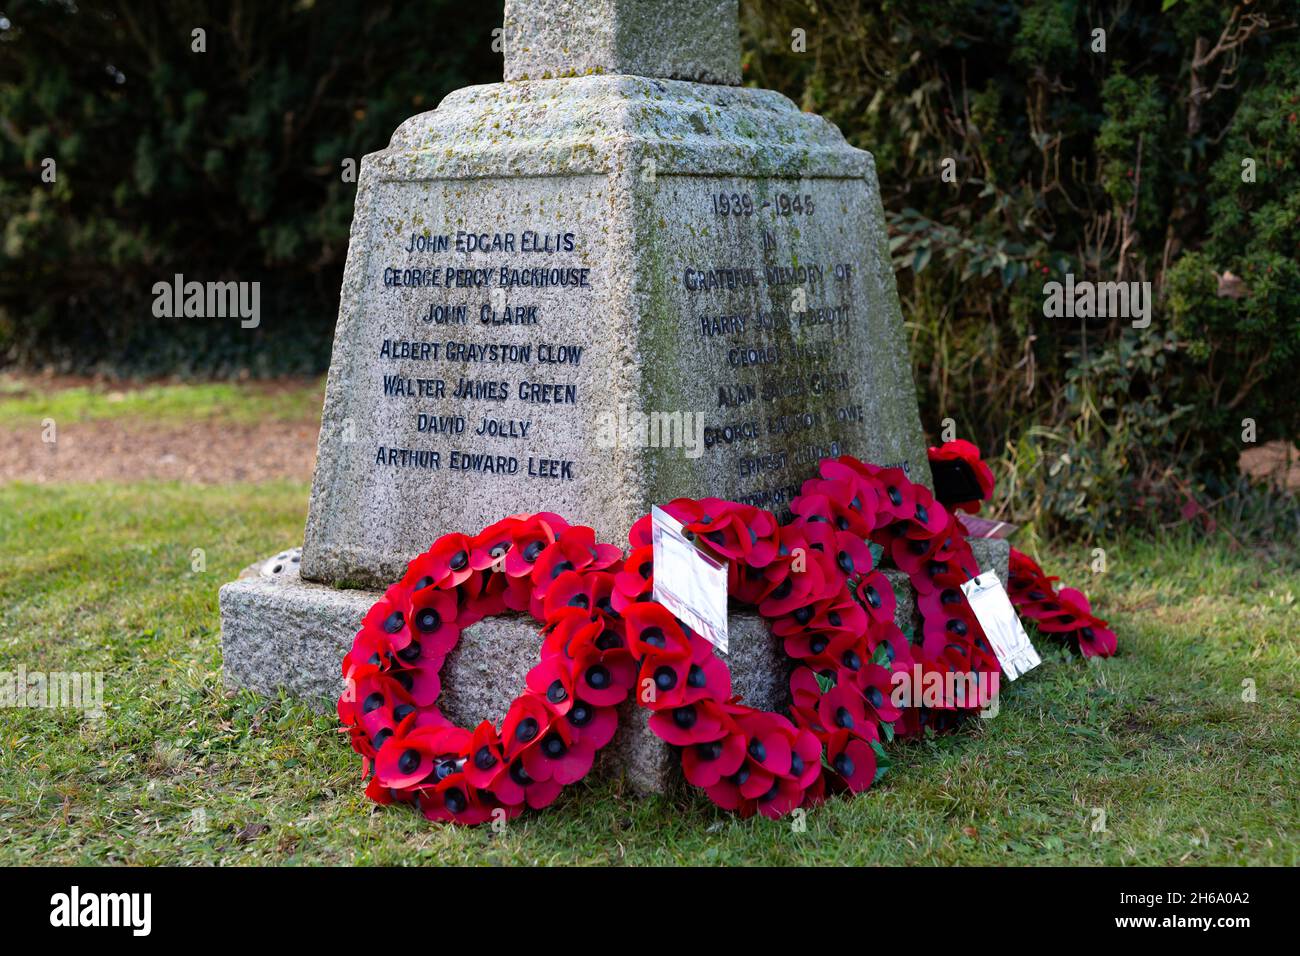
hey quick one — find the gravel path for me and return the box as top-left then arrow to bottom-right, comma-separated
0,419 -> 318,483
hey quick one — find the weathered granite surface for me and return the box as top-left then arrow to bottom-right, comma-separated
301,73 -> 931,588
503,0 -> 742,85
222,551 -> 925,793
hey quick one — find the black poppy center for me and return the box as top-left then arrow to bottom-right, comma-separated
448,550 -> 468,572
654,666 -> 677,691
362,691 -> 385,714
747,739 -> 767,763
567,702 -> 593,727
516,717 -> 540,743
444,788 -> 468,814
415,608 -> 441,633
835,706 -> 854,729
474,746 -> 498,771
542,733 -> 566,758
695,740 -> 722,761
383,611 -> 405,634
398,748 -> 421,775
833,753 -> 855,777
672,706 -> 697,729
585,665 -> 611,689
546,679 -> 568,704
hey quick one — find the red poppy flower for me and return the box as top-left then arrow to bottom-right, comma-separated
855,570 -> 898,625
404,587 -> 461,660
918,583 -> 970,626
564,700 -> 619,749
358,590 -> 418,658
540,607 -> 608,661
524,654 -> 576,716
613,544 -> 655,611
648,697 -> 731,746
501,694 -> 557,759
681,729 -> 747,787
417,772 -> 494,825
789,666 -> 823,711
872,467 -> 917,523
426,533 -> 477,588
817,684 -> 873,743
375,724 -> 468,790
573,645 -> 635,706
464,720 -> 506,790
627,513 -> 654,548
855,663 -> 903,723
502,515 -> 563,578
468,516 -> 521,571
733,710 -> 795,778
623,602 -> 693,660
542,568 -> 616,622
789,729 -> 823,789
825,731 -> 877,792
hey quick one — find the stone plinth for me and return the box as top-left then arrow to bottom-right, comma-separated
300,74 -> 930,589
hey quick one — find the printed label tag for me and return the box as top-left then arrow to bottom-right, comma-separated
961,570 -> 1041,680
651,506 -> 729,654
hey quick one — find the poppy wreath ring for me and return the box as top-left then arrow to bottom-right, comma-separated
613,498 -> 910,818
336,512 -> 633,824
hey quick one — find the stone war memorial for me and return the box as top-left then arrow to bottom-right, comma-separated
220,0 -> 1007,794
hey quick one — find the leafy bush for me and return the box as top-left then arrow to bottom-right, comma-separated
0,0 -> 498,375
742,0 -> 1298,535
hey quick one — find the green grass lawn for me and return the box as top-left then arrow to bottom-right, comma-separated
0,375 -> 324,428
1,480 -> 1296,865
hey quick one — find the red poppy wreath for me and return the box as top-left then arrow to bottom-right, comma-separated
336,512 -> 632,824
614,497 -> 909,818
786,454 -> 1004,738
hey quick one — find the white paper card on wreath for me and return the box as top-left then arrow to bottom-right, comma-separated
961,570 -> 1041,680
651,505 -> 729,654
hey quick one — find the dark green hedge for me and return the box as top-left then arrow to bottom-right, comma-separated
2,1 -> 1295,533
742,0 -> 1298,533
0,0 -> 499,375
